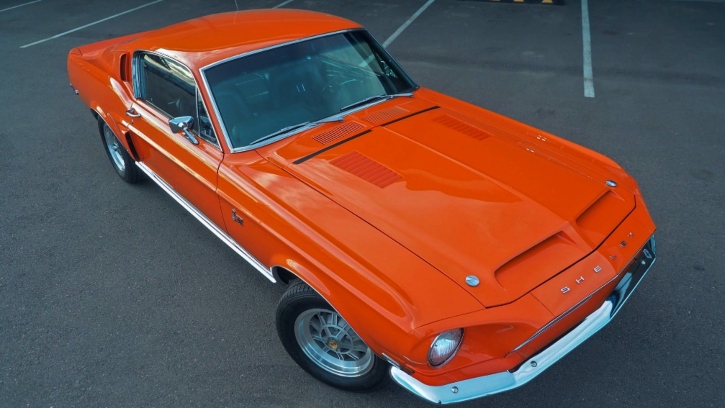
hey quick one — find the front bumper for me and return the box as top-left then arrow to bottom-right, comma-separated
391,236 -> 656,404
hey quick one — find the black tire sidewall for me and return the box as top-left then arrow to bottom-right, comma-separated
276,283 -> 389,392
97,118 -> 140,183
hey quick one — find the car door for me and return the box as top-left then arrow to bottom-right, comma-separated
126,51 -> 225,228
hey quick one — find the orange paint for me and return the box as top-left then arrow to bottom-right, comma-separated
68,9 -> 656,392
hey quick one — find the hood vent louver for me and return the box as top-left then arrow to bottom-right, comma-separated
434,115 -> 492,141
330,151 -> 402,188
313,122 -> 366,145
361,106 -> 409,125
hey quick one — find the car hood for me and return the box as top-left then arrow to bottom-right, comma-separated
261,99 -> 634,307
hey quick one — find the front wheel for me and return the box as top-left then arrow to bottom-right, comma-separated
276,280 -> 389,392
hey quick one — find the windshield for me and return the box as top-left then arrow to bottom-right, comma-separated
203,30 -> 417,150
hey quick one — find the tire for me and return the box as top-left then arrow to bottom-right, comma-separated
98,117 -> 141,183
276,280 -> 389,392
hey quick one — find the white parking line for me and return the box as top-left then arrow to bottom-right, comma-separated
0,0 -> 41,14
20,0 -> 164,49
382,0 -> 436,48
581,0 -> 595,98
273,0 -> 294,8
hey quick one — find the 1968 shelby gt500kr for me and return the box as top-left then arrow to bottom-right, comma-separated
67,9 -> 657,404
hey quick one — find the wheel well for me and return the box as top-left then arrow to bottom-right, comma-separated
94,110 -> 140,161
271,266 -> 298,284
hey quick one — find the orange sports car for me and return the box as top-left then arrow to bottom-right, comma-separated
67,9 -> 656,404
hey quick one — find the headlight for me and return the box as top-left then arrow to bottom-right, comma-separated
428,328 -> 463,366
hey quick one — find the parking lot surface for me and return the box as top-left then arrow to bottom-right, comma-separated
1,0 -> 723,406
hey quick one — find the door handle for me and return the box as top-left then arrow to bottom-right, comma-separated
126,108 -> 141,118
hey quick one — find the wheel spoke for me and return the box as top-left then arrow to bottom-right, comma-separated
351,341 -> 369,353
309,317 -> 322,333
317,312 -> 329,327
294,307 -> 374,378
338,319 -> 349,332
344,329 -> 360,341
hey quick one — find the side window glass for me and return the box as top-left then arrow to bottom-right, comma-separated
137,53 -> 197,121
196,90 -> 217,144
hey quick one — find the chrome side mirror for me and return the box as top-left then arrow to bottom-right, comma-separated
169,116 -> 198,145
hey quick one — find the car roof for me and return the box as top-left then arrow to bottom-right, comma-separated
126,9 -> 362,69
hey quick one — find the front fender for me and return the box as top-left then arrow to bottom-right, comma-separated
216,153 -> 484,361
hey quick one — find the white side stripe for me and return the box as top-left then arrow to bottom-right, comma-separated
273,0 -> 294,8
0,0 -> 41,14
20,0 -> 164,48
383,0 -> 436,48
581,0 -> 595,98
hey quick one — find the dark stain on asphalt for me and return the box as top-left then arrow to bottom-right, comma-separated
691,169 -> 715,182
536,108 -> 556,118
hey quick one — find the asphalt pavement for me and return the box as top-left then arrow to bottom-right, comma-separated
1,0 -> 723,406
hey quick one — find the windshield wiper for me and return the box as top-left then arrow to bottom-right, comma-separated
249,122 -> 312,146
340,94 -> 387,112
249,91 -> 414,146
339,92 -> 413,113
248,115 -> 345,146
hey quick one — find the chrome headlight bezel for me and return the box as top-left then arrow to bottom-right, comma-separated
427,328 -> 464,367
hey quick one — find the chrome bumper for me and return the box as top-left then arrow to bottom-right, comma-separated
391,236 -> 656,405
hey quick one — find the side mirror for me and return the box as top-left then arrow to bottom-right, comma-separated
169,116 -> 198,145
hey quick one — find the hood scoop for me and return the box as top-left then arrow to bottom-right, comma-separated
330,151 -> 402,188
576,190 -> 632,246
495,231 -> 587,290
433,114 -> 492,141
265,105 -> 635,306
313,121 -> 366,145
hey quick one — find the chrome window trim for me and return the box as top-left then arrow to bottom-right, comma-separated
132,50 -> 145,99
194,88 -> 220,146
131,50 -> 222,151
212,99 -> 392,153
199,29 -> 418,153
135,161 -> 274,282
364,29 -> 418,85
200,29 -> 356,72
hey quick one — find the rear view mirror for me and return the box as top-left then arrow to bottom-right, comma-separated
169,116 -> 198,145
